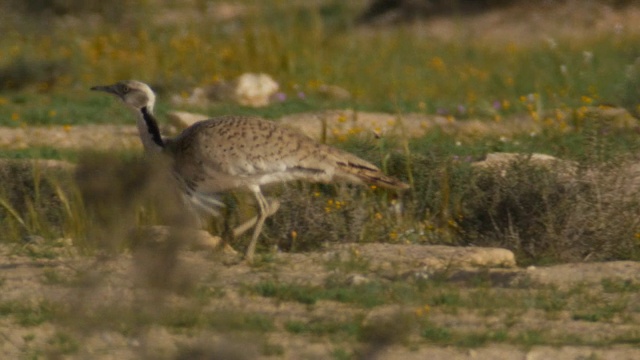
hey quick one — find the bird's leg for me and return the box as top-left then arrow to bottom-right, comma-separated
219,201 -> 234,249
244,186 -> 273,263
232,199 -> 280,238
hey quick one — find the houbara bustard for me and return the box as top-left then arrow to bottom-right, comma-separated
91,80 -> 409,262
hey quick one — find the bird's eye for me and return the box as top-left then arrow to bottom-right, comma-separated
121,85 -> 130,94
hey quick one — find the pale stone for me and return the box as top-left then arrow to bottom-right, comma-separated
166,111 -> 209,130
170,73 -> 278,108
330,244 -> 517,277
472,152 -> 578,180
317,84 -> 351,100
472,152 -> 576,171
346,273 -> 370,286
234,73 -> 279,107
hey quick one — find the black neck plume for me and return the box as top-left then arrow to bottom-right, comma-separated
141,106 -> 165,148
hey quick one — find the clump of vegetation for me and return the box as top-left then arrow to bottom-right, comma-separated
458,158 -> 640,263
6,0 -> 135,21
0,57 -> 69,92
0,160 -> 74,243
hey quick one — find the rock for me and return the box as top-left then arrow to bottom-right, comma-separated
278,109 -> 429,140
234,73 -> 279,107
317,84 -> 351,101
0,125 -> 141,150
171,81 -> 237,107
345,274 -> 371,286
166,111 -> 209,130
568,105 -> 639,129
472,152 -> 578,179
472,152 -> 575,171
418,245 -> 517,269
526,261 -> 640,288
592,106 -> 638,128
278,110 -> 542,142
171,73 -> 279,108
330,244 -> 517,279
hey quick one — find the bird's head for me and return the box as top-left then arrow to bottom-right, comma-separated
91,80 -> 156,112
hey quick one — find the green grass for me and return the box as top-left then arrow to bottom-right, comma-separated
250,277 -> 639,329
0,113 -> 637,265
0,300 -> 59,326
0,147 -> 79,161
0,2 -> 638,266
160,307 -> 275,332
601,278 -> 640,293
2,2 -> 640,122
285,317 -> 361,338
324,250 -> 372,273
47,331 -> 80,356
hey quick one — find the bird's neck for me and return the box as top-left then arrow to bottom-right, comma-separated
136,106 -> 165,152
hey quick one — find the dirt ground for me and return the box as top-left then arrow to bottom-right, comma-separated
0,241 -> 639,359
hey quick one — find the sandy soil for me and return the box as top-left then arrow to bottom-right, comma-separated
0,241 -> 639,359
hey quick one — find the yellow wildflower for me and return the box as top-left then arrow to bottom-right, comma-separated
505,76 -> 514,86
428,56 -> 446,72
414,305 -> 431,317
581,95 -> 593,104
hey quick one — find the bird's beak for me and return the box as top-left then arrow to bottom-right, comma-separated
90,84 -> 118,95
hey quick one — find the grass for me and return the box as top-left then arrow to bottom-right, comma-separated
0,147 -> 79,161
0,3 -> 638,265
162,307 -> 275,333
285,317 -> 361,338
2,2 -> 640,121
249,276 -> 639,325
0,300 -> 59,327
11,124 -> 637,264
248,273 -> 639,349
46,331 -> 80,356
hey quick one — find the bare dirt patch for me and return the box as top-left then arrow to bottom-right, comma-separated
0,242 -> 638,359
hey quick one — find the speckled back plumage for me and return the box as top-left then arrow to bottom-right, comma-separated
91,80 -> 408,261
165,115 -> 408,195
